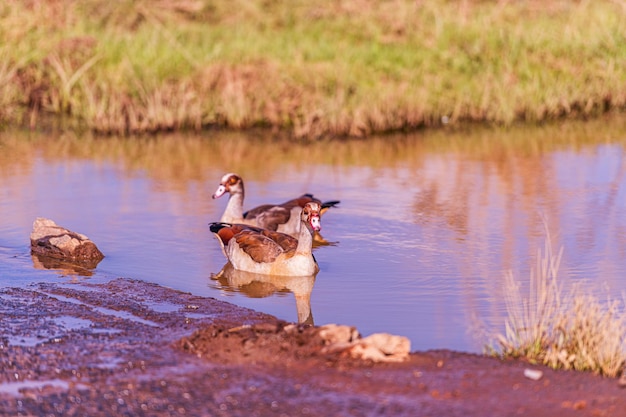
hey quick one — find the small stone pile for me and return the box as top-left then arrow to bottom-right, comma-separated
317,323 -> 411,363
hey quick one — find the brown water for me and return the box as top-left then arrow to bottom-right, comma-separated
1,117 -> 625,352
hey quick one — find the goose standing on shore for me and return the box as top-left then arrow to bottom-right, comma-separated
212,173 -> 339,237
209,202 -> 321,276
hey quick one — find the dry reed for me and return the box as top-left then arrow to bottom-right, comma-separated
495,238 -> 626,377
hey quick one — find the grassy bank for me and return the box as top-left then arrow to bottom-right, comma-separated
1,0 -> 626,138
491,237 -> 626,377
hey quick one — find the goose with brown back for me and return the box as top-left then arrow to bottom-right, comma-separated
212,173 -> 339,237
209,202 -> 322,276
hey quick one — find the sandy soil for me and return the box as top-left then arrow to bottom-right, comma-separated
0,278 -> 624,416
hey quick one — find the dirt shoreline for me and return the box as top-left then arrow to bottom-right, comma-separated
0,278 -> 624,416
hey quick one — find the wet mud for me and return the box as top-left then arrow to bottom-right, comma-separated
0,278 -> 624,416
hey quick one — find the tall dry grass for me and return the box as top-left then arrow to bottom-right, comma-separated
495,237 -> 626,377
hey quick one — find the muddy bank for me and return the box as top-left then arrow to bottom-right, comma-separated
0,278 -> 623,416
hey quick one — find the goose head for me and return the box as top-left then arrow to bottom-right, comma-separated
302,202 -> 321,232
212,173 -> 244,199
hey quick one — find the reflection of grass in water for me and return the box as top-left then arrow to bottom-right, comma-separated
3,115 -> 625,177
491,236 -> 626,377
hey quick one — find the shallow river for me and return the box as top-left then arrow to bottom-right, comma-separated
1,117 -> 625,352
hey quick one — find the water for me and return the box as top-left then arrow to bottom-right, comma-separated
1,119 -> 625,353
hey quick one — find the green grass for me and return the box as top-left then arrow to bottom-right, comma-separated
2,0 -> 626,137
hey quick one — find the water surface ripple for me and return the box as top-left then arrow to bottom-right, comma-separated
1,120 -> 625,352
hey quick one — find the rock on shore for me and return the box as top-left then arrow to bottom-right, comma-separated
0,278 -> 624,417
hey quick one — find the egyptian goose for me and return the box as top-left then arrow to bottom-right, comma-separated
211,173 -> 339,237
209,202 -> 321,276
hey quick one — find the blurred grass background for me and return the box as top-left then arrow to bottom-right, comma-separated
1,0 -> 625,138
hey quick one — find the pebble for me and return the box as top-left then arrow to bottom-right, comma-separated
523,369 -> 543,381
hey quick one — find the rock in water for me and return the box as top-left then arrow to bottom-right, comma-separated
30,218 -> 104,267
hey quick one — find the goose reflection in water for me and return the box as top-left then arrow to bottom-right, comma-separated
210,262 -> 316,325
312,232 -> 338,248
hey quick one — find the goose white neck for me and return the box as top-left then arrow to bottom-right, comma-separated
295,219 -> 314,255
221,189 -> 245,223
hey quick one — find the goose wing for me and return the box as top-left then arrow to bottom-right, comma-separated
284,194 -> 340,215
233,230 -> 284,263
259,229 -> 298,253
246,205 -> 291,231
